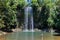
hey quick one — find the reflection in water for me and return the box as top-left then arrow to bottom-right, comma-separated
50,29 -> 54,40
5,32 -> 42,40
0,31 -> 60,40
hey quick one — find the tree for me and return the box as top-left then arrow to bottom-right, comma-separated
54,0 -> 60,30
0,0 -> 18,29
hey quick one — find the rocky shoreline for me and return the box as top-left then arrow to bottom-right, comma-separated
0,28 -> 22,36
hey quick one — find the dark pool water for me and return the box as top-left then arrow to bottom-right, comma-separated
4,31 -> 54,40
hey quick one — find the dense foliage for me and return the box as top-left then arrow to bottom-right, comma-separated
0,0 -> 60,31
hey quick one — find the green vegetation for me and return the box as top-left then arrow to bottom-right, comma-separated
0,0 -> 60,32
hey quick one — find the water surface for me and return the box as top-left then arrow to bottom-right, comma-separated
0,31 -> 60,40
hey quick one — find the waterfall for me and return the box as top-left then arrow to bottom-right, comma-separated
23,0 -> 34,32
23,6 -> 34,32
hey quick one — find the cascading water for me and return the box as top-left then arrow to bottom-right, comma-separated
24,7 -> 29,31
23,0 -> 34,32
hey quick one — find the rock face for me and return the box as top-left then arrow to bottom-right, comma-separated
0,31 -> 7,36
